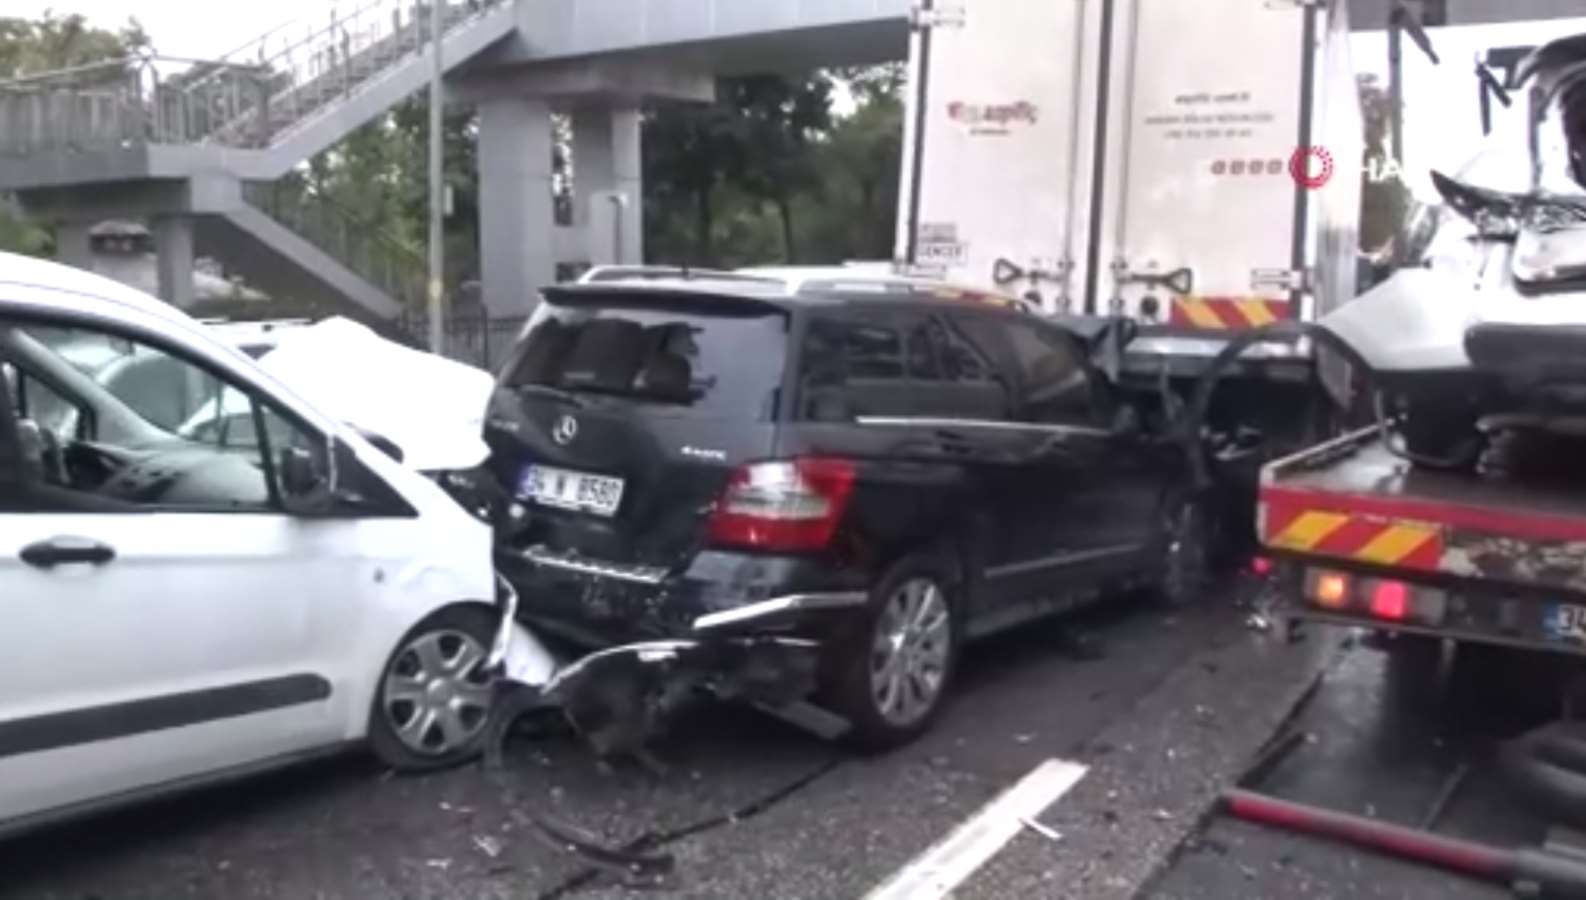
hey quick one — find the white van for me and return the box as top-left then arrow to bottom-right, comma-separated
0,252 -> 521,836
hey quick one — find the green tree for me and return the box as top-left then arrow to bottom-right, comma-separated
0,12 -> 150,256
806,64 -> 905,262
725,74 -> 833,262
0,12 -> 148,80
642,97 -> 747,266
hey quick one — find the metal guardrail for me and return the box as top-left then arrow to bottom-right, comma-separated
0,0 -> 507,156
399,309 -> 527,371
244,180 -> 429,310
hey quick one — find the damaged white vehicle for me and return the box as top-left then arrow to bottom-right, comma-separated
1319,33 -> 1586,468
0,254 -> 549,837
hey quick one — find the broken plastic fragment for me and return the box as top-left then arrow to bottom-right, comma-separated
473,835 -> 503,859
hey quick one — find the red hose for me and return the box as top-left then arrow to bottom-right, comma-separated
1224,789 -> 1517,882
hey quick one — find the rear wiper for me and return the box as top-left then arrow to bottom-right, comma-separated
511,383 -> 587,408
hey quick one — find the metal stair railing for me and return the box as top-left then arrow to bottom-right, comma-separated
243,180 -> 429,310
0,0 -> 508,156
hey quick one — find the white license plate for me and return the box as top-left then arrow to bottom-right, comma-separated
1548,603 -> 1586,642
518,465 -> 625,516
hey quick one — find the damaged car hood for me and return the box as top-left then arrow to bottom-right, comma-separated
257,317 -> 495,471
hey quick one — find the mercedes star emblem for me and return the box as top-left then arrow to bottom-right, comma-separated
552,414 -> 579,446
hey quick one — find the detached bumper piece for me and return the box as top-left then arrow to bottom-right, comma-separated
489,635 -> 821,761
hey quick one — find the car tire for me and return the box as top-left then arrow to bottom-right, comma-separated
1158,494 -> 1212,607
1397,400 -> 1483,471
823,555 -> 960,753
368,604 -> 497,773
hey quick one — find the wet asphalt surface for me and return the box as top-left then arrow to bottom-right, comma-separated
0,578 -> 1572,899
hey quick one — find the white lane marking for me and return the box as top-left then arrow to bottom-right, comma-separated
863,757 -> 1089,900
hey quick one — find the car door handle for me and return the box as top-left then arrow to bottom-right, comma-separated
20,537 -> 116,569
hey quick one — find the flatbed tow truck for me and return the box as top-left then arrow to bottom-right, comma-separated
1259,425 -> 1586,662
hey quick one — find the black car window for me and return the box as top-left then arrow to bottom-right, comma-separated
504,302 -> 787,421
905,320 -> 941,380
952,314 -> 1095,425
798,311 -> 1010,421
1001,320 -> 1097,425
0,317 -> 326,514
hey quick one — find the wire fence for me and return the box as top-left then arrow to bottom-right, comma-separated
398,309 -> 527,372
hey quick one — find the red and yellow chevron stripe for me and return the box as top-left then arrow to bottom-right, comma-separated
1169,297 -> 1290,330
1262,497 -> 1443,572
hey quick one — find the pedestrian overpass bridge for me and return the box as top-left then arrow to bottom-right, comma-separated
0,0 -> 1580,323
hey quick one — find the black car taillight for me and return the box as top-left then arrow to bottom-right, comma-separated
705,458 -> 857,552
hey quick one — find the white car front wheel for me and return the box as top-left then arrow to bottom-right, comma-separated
368,605 -> 496,772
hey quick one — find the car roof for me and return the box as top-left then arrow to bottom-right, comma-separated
552,268 -> 1035,315
0,251 -> 204,333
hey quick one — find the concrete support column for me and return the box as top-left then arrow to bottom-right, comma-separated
54,222 -> 93,271
478,96 -> 557,316
153,215 -> 195,309
572,106 -> 643,266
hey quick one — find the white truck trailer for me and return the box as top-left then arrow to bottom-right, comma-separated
894,0 -> 1364,402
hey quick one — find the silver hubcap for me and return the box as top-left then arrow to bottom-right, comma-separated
383,629 -> 493,756
869,577 -> 952,727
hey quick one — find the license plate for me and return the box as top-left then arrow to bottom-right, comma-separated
518,465 -> 625,516
1546,603 -> 1586,643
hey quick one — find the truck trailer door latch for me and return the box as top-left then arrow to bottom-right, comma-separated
993,257 -> 1069,287
1115,265 -> 1195,296
1251,267 -> 1311,293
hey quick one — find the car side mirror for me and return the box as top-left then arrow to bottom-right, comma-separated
280,445 -> 328,497
278,440 -> 345,515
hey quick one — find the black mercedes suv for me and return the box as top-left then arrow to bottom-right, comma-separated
486,275 -> 1201,748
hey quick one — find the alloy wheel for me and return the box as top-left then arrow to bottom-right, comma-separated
869,577 -> 952,727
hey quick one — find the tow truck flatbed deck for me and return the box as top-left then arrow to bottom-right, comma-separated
1269,429 -> 1586,534
1259,427 -> 1586,655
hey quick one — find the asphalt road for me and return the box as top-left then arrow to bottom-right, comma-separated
3,577 -> 1521,900
1148,632 -> 1572,900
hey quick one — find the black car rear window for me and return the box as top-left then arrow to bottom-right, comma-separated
503,303 -> 788,419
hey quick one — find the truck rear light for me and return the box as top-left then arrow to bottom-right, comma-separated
1250,556 -> 1274,577
706,458 -> 857,552
1370,580 -> 1410,621
1308,570 -> 1351,609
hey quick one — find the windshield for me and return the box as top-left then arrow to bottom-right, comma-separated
503,302 -> 788,420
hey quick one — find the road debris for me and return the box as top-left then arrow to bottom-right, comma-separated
1020,816 -> 1063,842
473,835 -> 504,859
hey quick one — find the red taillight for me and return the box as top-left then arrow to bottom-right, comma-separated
1370,580 -> 1410,621
706,458 -> 857,552
1251,556 -> 1274,577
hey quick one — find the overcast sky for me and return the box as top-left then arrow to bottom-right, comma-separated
14,3 -> 1586,200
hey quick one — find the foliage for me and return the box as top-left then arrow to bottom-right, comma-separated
0,13 -> 150,257
0,11 -> 148,80
642,64 -> 904,269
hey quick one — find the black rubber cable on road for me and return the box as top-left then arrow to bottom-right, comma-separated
530,754 -> 848,900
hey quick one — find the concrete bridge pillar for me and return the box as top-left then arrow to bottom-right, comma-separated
153,215 -> 196,309
54,222 -> 93,271
572,106 -> 643,266
478,95 -> 558,316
